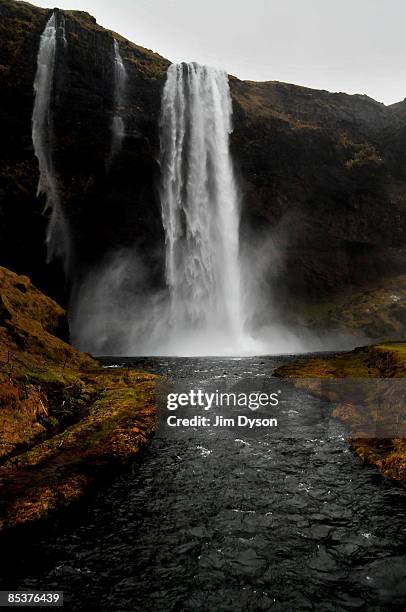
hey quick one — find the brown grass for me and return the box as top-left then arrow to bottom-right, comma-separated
274,342 -> 406,480
0,266 -> 157,532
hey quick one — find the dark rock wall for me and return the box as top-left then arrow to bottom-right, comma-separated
0,0 -> 61,297
0,0 -> 405,313
230,80 -> 406,299
50,8 -> 168,288
0,0 -> 169,300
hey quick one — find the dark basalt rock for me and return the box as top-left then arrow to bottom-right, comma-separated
0,0 -> 405,325
230,80 -> 406,299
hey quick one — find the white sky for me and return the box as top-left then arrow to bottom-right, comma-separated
25,0 -> 406,105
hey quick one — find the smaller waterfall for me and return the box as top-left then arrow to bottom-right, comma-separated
32,12 -> 71,272
57,11 -> 67,47
108,39 -> 127,163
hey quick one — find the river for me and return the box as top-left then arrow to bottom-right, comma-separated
3,355 -> 406,611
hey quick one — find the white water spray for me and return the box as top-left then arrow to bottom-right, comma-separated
32,12 -> 71,271
159,62 -> 254,354
108,39 -> 127,163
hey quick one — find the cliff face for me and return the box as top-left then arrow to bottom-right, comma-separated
0,0 -> 169,298
230,81 -> 406,298
0,1 -> 56,295
0,0 -> 405,333
49,8 -> 169,285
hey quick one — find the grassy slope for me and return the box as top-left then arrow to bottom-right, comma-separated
275,343 -> 406,480
0,266 -> 156,532
62,6 -> 169,80
0,0 -> 169,80
275,342 -> 406,379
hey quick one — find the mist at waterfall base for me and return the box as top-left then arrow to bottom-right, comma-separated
70,245 -> 312,357
69,234 -> 333,356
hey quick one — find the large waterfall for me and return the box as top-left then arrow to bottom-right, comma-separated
159,62 -> 252,354
108,39 -> 127,163
32,12 -> 71,272
71,61 -> 305,356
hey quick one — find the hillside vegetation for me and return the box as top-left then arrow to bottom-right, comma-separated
275,343 -> 406,480
0,266 -> 156,532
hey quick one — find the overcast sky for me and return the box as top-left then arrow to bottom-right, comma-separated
27,0 -> 406,105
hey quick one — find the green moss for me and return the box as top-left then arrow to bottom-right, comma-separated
62,7 -> 169,81
275,342 -> 406,379
1,369 -> 156,531
338,133 -> 383,169
275,342 -> 406,480
0,267 -> 158,532
0,0 -> 49,86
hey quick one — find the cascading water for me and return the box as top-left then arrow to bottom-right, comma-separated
72,64 -> 305,356
32,12 -> 71,272
159,62 -> 254,354
108,39 -> 127,163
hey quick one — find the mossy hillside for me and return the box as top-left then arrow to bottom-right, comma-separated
274,343 -> 406,480
0,266 -> 98,459
274,342 -> 406,379
62,7 -> 169,80
0,0 -> 48,89
0,369 -> 155,531
0,266 -> 157,532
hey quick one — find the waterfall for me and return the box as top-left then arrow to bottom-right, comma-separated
108,39 -> 127,163
71,61 -> 301,356
159,62 -> 251,353
32,12 -> 71,272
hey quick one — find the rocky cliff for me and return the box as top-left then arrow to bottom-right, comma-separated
232,81 -> 406,298
1,0 -> 405,338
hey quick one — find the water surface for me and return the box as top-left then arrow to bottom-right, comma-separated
4,355 -> 406,611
